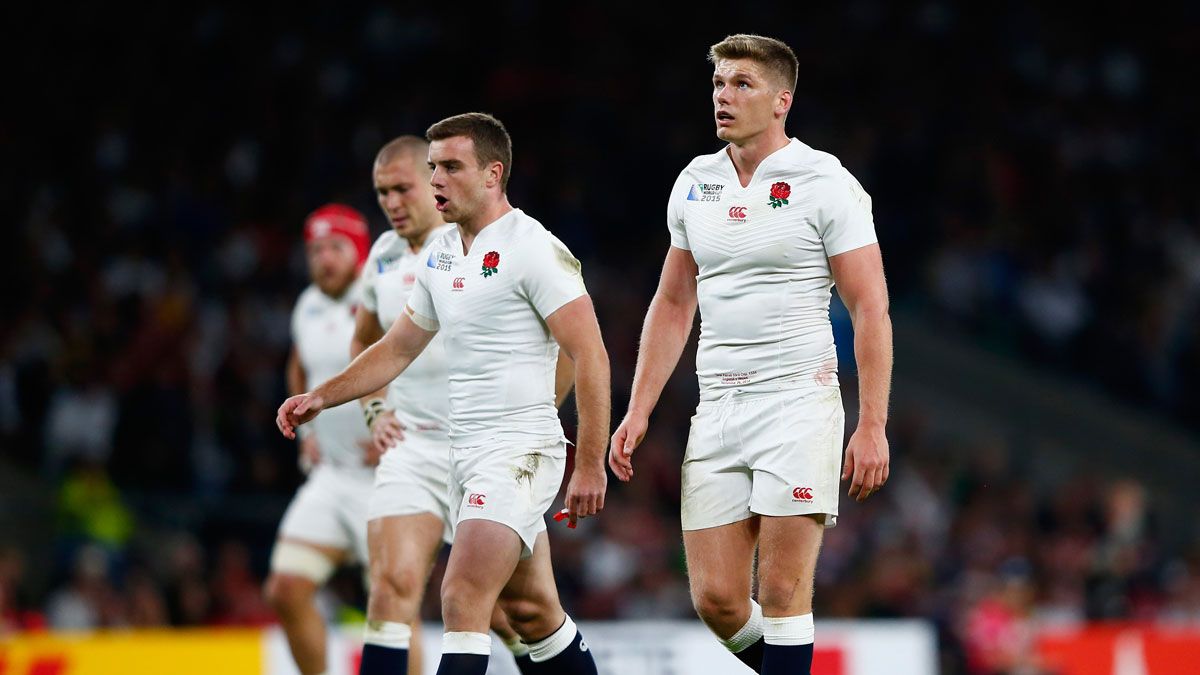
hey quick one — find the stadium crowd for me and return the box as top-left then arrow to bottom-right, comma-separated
3,3 -> 1198,674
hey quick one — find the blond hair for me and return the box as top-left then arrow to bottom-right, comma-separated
708,34 -> 798,92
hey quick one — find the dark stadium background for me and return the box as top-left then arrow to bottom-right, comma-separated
3,3 -> 1199,673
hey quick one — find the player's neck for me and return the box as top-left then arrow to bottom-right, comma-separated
726,128 -> 791,187
401,227 -> 431,253
457,197 -> 513,254
320,277 -> 356,301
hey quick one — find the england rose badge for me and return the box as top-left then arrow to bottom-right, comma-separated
768,181 -> 791,209
481,250 -> 500,277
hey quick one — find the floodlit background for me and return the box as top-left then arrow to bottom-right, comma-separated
2,3 -> 1199,674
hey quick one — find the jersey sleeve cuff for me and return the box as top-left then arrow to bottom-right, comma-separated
405,305 -> 440,331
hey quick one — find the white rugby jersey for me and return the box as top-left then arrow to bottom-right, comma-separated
291,281 -> 372,472
360,226 -> 455,432
406,208 -> 586,448
668,138 -> 877,400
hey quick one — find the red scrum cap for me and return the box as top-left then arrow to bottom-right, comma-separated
303,204 -> 370,269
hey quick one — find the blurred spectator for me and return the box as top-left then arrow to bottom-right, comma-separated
56,460 -> 135,551
208,540 -> 274,626
45,545 -> 119,630
0,548 -> 45,635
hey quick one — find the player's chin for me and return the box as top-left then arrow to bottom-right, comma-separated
715,122 -> 740,140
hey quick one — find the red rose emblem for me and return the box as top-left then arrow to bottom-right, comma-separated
481,251 -> 500,277
768,181 -> 791,209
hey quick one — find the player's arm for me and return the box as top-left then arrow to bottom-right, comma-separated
830,243 -> 892,502
350,306 -> 405,457
285,344 -> 320,469
545,295 -> 610,525
285,346 -> 307,396
609,245 -> 698,481
554,350 -> 575,408
276,308 -> 437,439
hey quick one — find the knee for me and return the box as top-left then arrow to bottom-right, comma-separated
757,574 -> 810,615
370,564 -> 423,603
691,583 -> 745,625
263,574 -> 314,616
497,596 -> 559,639
440,578 -> 487,626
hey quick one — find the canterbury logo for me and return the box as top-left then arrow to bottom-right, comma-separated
467,493 -> 486,507
728,206 -> 748,219
452,277 -> 465,290
792,487 -> 813,501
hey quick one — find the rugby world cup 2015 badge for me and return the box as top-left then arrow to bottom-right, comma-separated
428,251 -> 454,272
687,183 -> 725,202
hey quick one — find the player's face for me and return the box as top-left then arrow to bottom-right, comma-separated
373,155 -> 441,241
428,136 -> 494,224
712,58 -> 786,144
305,236 -> 358,296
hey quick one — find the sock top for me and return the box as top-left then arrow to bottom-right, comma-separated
527,615 -> 578,663
443,631 -> 493,656
763,613 -> 815,646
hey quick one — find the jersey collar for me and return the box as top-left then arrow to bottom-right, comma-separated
722,137 -> 800,189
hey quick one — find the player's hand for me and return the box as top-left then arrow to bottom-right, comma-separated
359,438 -> 385,467
277,392 -> 326,440
609,413 -> 648,482
298,436 -> 321,473
563,461 -> 607,527
842,424 -> 889,503
369,410 -> 406,457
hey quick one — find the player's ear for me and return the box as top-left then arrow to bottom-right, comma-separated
776,89 -> 793,119
486,161 -> 504,190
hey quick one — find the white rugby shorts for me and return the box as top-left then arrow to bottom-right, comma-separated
368,429 -> 454,543
448,440 -> 567,558
681,387 -> 844,531
277,464 -> 374,564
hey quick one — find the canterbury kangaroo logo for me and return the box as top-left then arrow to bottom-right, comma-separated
728,206 -> 748,219
792,487 -> 813,501
452,277 -> 465,290
467,493 -> 486,507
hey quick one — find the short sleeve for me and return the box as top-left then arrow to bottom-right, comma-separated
817,167 -> 878,257
405,252 -> 439,325
520,234 -> 587,319
360,255 -> 379,313
667,171 -> 690,250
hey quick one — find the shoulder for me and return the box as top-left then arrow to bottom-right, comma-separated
345,278 -> 365,305
296,284 -> 322,307
674,148 -> 727,184
783,140 -> 862,186
420,225 -> 460,265
429,224 -> 459,251
670,149 -> 730,206
367,230 -> 400,260
508,212 -> 578,268
684,147 -> 729,174
293,284 -> 322,320
426,223 -> 458,248
508,211 -> 559,251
